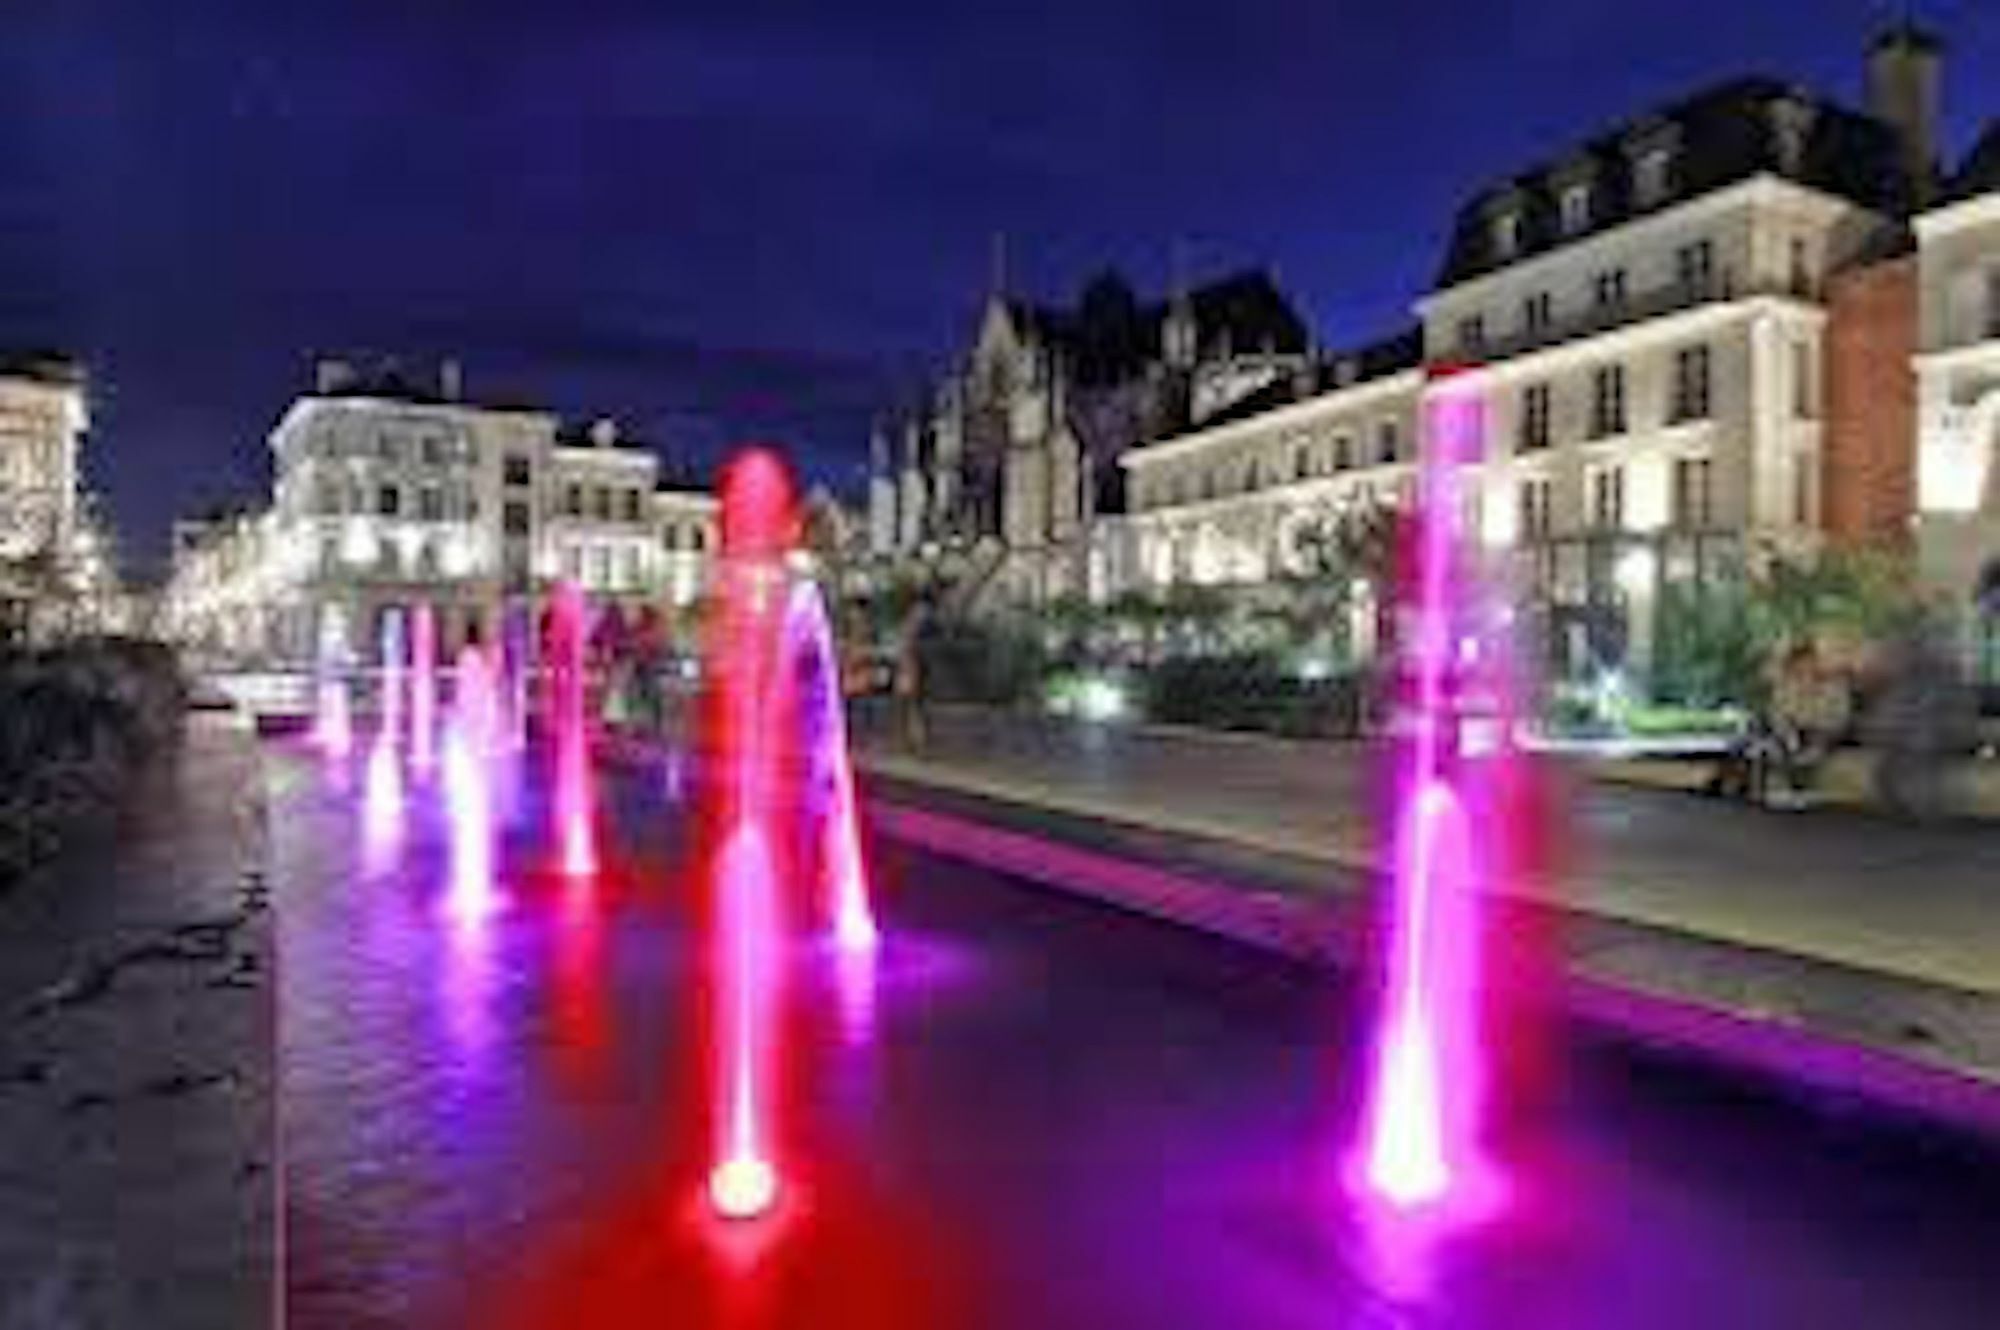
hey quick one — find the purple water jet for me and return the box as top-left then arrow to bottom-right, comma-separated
548,581 -> 597,878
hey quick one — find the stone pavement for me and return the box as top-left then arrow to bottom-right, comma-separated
846,704 -> 2000,1103
0,715 -> 273,1330
855,705 -> 2000,996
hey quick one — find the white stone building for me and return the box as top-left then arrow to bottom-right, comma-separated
0,353 -> 124,640
166,358 -> 716,669
1120,34 -> 1949,686
1913,124 -> 2000,684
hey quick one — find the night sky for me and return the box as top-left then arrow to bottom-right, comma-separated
3,0 -> 1995,571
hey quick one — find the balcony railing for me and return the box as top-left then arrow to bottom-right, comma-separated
1459,267 -> 1819,366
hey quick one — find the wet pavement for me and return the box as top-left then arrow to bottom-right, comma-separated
274,736 -> 2000,1328
0,717 -> 273,1330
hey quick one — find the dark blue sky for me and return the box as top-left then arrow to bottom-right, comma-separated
3,0 -> 1995,569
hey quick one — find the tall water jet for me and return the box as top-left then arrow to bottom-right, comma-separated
783,580 -> 878,951
703,448 -> 798,1222
549,581 -> 597,878
410,603 -> 439,773
364,610 -> 407,865
444,643 -> 498,921
1354,370 -> 1501,1222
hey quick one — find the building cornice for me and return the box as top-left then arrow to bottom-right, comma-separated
1915,192 -> 2000,240
1440,294 -> 1822,387
1419,174 -> 1868,314
1912,337 -> 2000,371
1123,370 -> 1423,470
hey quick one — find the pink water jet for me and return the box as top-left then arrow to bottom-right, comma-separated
410,603 -> 438,773
363,611 -> 407,865
443,645 -> 498,921
1353,371 -> 1503,1224
313,674 -> 352,759
783,580 -> 879,951
549,581 -> 597,878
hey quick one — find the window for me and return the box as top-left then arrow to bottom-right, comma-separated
1791,338 -> 1816,418
1985,267 -> 2000,340
1492,211 -> 1521,258
421,435 -> 444,467
564,483 -> 583,517
1518,475 -> 1553,539
563,546 -> 583,582
1590,465 -> 1626,529
1519,383 -> 1552,450
663,524 -> 682,552
1560,183 -> 1591,234
378,434 -> 401,463
1676,239 -> 1715,296
1792,450 -> 1817,526
1522,292 -> 1554,335
1671,456 -> 1713,529
1590,364 -> 1627,438
503,500 -> 531,536
1671,344 -> 1712,421
620,546 -> 640,587
1376,419 -> 1400,465
1633,148 -> 1671,206
418,486 -> 444,521
692,526 -> 708,553
592,487 -> 612,520
503,454 -> 532,487
622,489 -> 642,522
1458,315 -> 1485,355
377,484 -> 401,517
313,475 -> 340,515
1294,447 -> 1310,481
1592,268 -> 1627,312
1334,434 -> 1354,471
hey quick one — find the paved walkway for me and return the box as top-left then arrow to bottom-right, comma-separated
854,705 -> 2000,998
0,716 -> 272,1329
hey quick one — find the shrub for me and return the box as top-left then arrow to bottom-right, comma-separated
1141,653 -> 1366,739
0,637 -> 186,887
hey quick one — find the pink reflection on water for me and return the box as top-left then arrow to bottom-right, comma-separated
313,675 -> 352,759
443,647 -> 499,924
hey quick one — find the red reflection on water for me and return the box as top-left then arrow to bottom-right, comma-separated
551,868 -> 612,1096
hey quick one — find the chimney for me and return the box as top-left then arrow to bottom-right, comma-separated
314,357 -> 354,394
1867,21 -> 1943,209
439,358 -> 463,401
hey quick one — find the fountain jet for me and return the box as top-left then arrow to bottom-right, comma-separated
783,580 -> 879,951
549,581 -> 597,878
1355,372 -> 1503,1220
410,603 -> 439,773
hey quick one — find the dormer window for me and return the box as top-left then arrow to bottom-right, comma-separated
1560,183 -> 1592,234
1767,94 -> 1818,177
1633,148 -> 1672,207
1492,211 -> 1522,259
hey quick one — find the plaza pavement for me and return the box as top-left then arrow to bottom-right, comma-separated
847,703 -> 2000,1104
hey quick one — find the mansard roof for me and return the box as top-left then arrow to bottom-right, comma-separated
1436,76 -> 1912,287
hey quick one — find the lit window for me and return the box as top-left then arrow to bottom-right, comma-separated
1634,148 -> 1671,206
1561,183 -> 1591,234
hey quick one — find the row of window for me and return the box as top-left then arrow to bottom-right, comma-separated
312,477 -> 481,522
1516,456 -> 1716,541
1491,146 -> 1676,261
1515,342 -> 1724,450
1143,418 -> 1406,510
1459,240 -> 1727,354
561,482 -> 646,524
309,428 -> 475,467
